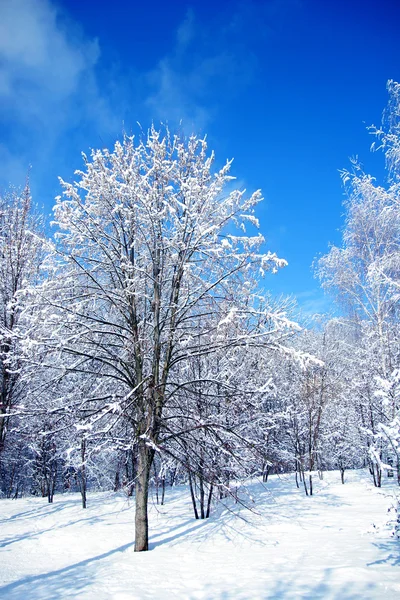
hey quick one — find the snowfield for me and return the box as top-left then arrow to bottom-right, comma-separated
1,470 -> 399,599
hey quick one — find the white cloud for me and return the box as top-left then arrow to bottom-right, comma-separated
0,0 -> 99,119
146,56 -> 212,131
0,0 -> 303,192
145,1 -> 301,131
176,9 -> 195,50
145,7 -> 258,131
295,289 -> 334,319
0,0 -> 119,190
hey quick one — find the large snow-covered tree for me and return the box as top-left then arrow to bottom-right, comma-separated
36,128 -> 293,550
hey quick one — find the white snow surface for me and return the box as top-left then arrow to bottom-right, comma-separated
1,470 -> 399,599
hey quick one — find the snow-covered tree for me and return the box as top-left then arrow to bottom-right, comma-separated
317,80 -> 400,486
34,128 -> 294,550
0,183 -> 45,495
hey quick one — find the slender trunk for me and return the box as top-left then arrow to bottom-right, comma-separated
161,477 -> 166,505
80,438 -> 87,509
154,463 -> 159,505
41,480 -> 47,498
308,445 -> 314,496
370,462 -> 382,488
46,458 -> 57,503
303,475 -> 309,496
0,340 -> 12,454
188,469 -> 199,519
81,483 -> 87,509
295,465 -> 300,489
206,483 -> 213,518
263,464 -> 271,483
134,441 -> 154,552
199,473 -> 205,519
340,468 -> 345,485
48,475 -> 55,503
301,462 -> 309,496
298,460 -> 304,482
13,483 -> 20,500
376,465 -> 382,488
50,462 -> 57,503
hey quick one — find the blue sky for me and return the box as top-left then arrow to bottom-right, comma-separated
1,0 -> 400,316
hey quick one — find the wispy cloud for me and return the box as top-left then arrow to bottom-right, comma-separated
0,0 -> 97,113
145,5 -> 259,131
145,0 -> 301,132
0,0 -> 302,197
295,289 -> 335,320
0,0 -> 118,191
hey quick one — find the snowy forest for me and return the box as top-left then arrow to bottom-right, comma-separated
1,79 -> 400,559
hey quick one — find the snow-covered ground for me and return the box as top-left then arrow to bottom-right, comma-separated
1,470 -> 399,599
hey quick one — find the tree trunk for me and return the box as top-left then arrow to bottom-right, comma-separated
188,469 -> 199,519
206,483 -> 213,518
370,462 -> 382,488
161,477 -> 166,505
134,441 -> 154,552
301,464 -> 309,496
80,438 -> 87,509
154,463 -> 159,505
263,464 -> 271,483
170,466 -> 177,487
199,472 -> 205,519
295,467 -> 300,489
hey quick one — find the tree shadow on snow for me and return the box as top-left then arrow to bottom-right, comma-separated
0,541 -> 135,600
0,494 -> 133,550
367,540 -> 400,567
0,500 -> 68,524
196,567 -> 380,599
150,501 -> 274,549
0,510 -> 132,550
149,517 -> 210,549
